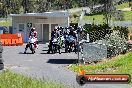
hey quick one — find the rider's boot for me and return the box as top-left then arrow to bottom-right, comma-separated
47,50 -> 50,54
24,48 -> 27,54
58,45 -> 61,54
24,44 -> 29,54
59,50 -> 61,54
47,45 -> 51,54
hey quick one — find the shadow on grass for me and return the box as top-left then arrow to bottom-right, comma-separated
47,59 -> 77,64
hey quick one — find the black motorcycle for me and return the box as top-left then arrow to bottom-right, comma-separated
65,35 -> 77,53
47,38 -> 61,54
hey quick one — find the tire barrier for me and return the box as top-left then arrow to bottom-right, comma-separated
0,33 -> 24,46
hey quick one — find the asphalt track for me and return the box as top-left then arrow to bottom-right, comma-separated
3,44 -> 132,88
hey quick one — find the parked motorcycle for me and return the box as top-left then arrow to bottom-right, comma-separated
60,35 -> 65,48
65,35 -> 77,53
47,38 -> 61,54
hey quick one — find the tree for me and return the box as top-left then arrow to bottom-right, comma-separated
102,0 -> 115,25
36,0 -> 50,12
129,0 -> 132,7
0,1 -> 4,17
22,0 -> 31,13
10,0 -> 22,14
0,0 -> 9,18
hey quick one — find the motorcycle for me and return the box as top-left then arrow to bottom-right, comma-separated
24,37 -> 36,54
60,35 -> 65,48
52,38 -> 61,54
47,37 -> 61,54
65,35 -> 77,53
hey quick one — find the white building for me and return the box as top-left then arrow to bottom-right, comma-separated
10,11 -> 70,43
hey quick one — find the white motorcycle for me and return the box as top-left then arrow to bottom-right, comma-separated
52,38 -> 61,54
24,37 -> 36,54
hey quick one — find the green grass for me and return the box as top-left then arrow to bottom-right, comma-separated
0,70 -> 68,88
70,13 -> 80,23
70,16 -> 79,23
124,11 -> 132,21
83,14 -> 105,24
69,52 -> 132,84
0,21 -> 12,26
83,2 -> 132,23
83,11 -> 132,23
116,2 -> 130,10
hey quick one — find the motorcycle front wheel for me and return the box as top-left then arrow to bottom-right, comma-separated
30,44 -> 35,54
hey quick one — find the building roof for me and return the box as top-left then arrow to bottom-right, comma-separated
10,11 -> 69,17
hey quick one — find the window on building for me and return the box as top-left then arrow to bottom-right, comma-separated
19,24 -> 24,32
51,24 -> 58,31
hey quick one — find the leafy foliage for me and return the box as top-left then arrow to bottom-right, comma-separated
113,26 -> 129,40
105,30 -> 127,57
84,23 -> 129,57
0,0 -> 119,17
83,23 -> 112,42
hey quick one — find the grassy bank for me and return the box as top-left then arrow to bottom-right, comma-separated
83,11 -> 132,23
83,14 -> 104,24
69,52 -> 132,84
0,18 -> 12,26
0,21 -> 12,26
116,2 -> 130,10
124,11 -> 132,21
83,2 -> 131,23
0,70 -> 67,88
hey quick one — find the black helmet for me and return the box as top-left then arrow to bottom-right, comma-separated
54,28 -> 57,31
31,27 -> 35,31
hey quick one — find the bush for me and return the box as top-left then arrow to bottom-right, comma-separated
83,24 -> 129,42
73,13 -> 79,18
113,26 -> 129,40
104,31 -> 127,58
83,24 -> 129,58
83,23 -> 112,42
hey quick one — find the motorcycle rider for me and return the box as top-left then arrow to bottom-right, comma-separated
24,27 -> 38,53
64,27 -> 69,39
29,27 -> 38,48
69,26 -> 77,52
69,26 -> 77,39
47,28 -> 60,54
58,27 -> 64,48
51,28 -> 59,38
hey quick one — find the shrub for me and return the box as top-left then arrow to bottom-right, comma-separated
113,26 -> 129,40
104,30 -> 127,58
83,23 -> 112,42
